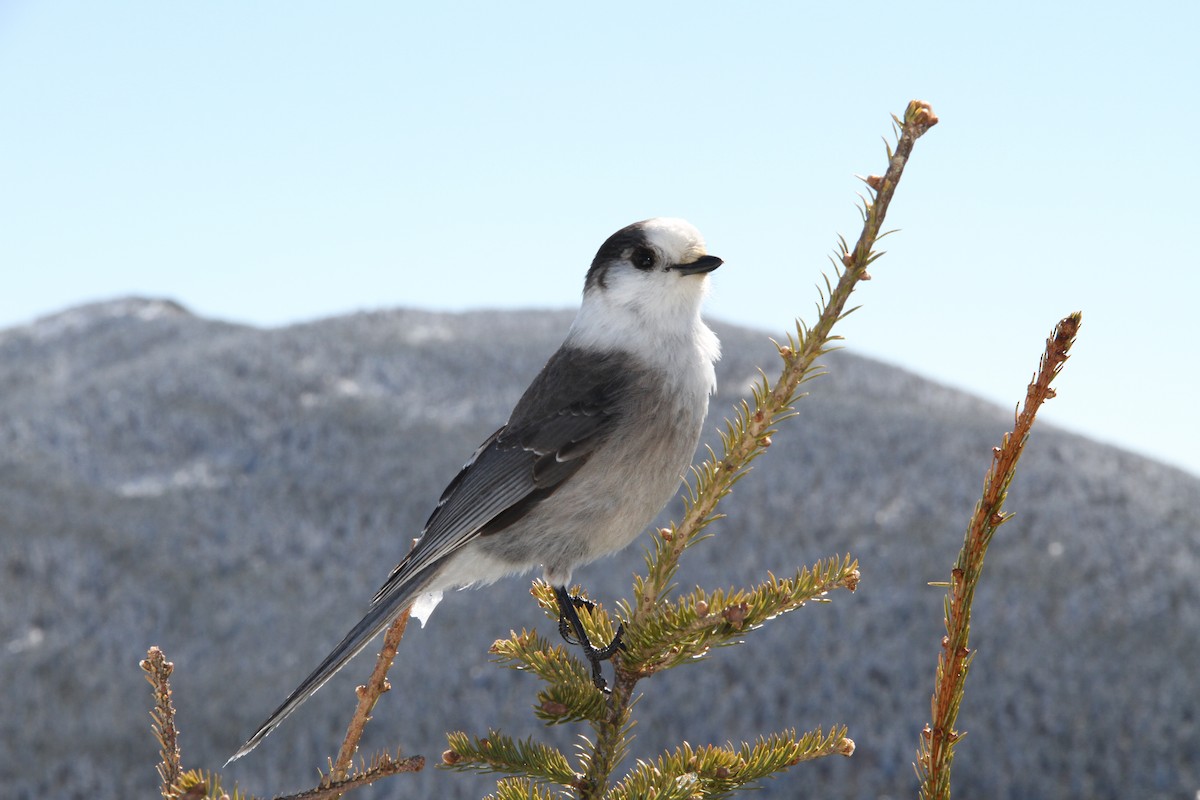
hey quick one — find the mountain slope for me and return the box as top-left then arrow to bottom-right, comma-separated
2,298 -> 1196,799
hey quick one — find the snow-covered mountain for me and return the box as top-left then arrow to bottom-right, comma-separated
3,298 -> 1196,799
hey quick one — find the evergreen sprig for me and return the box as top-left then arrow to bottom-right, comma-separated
608,728 -> 855,800
915,312 -> 1081,799
494,559 -> 859,792
311,748 -> 426,799
141,644 -> 424,800
165,769 -> 249,800
621,556 -> 860,675
140,646 -> 182,798
443,730 -> 581,788
484,777 -> 563,800
489,628 -> 609,724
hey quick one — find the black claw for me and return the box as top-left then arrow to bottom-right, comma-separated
594,624 -> 626,660
554,586 -> 624,692
557,593 -> 597,646
558,613 -> 575,644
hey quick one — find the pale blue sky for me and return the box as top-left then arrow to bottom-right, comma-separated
2,2 -> 1197,477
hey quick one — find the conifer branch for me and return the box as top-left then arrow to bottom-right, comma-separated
443,731 -> 582,788
484,778 -> 562,800
169,752 -> 423,800
139,644 -> 421,800
621,555 -> 859,676
140,646 -> 183,798
916,312 -> 1082,800
608,728 -> 854,800
576,696 -> 635,798
329,607 -> 414,791
490,628 -> 609,723
164,768 -> 250,799
299,748 -> 425,800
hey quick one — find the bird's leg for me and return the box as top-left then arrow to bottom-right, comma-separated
557,594 -> 594,645
554,585 -> 625,692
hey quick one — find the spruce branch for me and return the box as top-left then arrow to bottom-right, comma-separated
141,648 -> 254,800
138,644 -> 421,800
443,731 -> 581,788
141,646 -> 183,798
916,312 -> 1082,800
165,752 -> 423,800
164,753 -> 422,800
164,768 -> 250,800
490,628 -> 609,723
608,728 -> 854,800
621,555 -> 859,675
328,607 -> 414,791
300,748 -> 425,800
484,778 -> 563,800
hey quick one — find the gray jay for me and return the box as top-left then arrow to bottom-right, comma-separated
229,217 -> 722,761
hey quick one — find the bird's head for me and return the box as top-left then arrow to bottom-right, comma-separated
569,218 -> 721,363
582,217 -> 721,318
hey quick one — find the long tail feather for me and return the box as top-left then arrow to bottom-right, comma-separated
226,564 -> 440,764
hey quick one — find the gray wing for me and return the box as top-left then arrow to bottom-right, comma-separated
372,345 -> 633,604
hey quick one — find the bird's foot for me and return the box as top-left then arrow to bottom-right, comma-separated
554,586 -> 626,693
557,593 -> 594,645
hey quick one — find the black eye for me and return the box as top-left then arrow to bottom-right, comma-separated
632,247 -> 656,270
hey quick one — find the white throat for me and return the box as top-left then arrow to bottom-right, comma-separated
566,279 -> 720,396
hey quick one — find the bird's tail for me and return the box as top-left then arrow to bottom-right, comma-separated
226,563 -> 441,764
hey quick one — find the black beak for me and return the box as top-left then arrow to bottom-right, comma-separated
671,255 -> 723,276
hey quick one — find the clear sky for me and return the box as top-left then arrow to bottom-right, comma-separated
2,2 -> 1197,477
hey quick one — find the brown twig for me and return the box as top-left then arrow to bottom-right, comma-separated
917,312 -> 1082,800
141,646 -> 182,798
328,607 -> 414,794
281,750 -> 425,800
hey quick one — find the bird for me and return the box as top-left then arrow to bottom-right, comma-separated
228,217 -> 722,762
